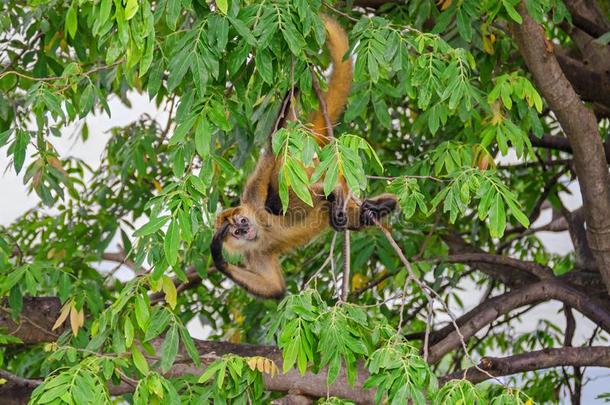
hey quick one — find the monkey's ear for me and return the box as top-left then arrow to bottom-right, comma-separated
215,207 -> 241,229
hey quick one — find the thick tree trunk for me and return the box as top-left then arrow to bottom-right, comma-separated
512,4 -> 610,295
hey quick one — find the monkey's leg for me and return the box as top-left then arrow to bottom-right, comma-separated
241,151 -> 277,208
243,88 -> 299,208
220,256 -> 286,299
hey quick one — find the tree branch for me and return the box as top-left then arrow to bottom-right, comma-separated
428,279 -> 610,363
512,3 -> 610,293
442,233 -> 539,288
556,51 -> 610,110
440,346 -> 610,384
1,339 -> 376,405
563,0 -> 610,37
438,253 -> 554,280
0,297 -> 60,344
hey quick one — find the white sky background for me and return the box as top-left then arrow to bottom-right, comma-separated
0,94 -> 608,403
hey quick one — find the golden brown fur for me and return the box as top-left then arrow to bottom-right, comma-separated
211,15 -> 397,299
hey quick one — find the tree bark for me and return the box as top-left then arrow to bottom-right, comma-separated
563,0 -> 610,37
440,346 -> 610,384
512,4 -> 610,294
0,297 -> 61,344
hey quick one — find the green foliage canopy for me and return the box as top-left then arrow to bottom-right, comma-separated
0,0 -> 605,403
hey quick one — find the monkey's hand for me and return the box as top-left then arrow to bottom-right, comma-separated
211,222 -> 230,272
360,195 -> 398,226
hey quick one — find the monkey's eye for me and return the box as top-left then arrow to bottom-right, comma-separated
240,217 -> 248,225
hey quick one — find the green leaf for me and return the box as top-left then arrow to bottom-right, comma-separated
65,6 -> 78,38
164,219 -> 180,266
99,0 -> 112,26
194,118 -> 211,157
198,360 -> 222,383
79,85 -> 95,118
166,0 -> 181,30
167,49 -> 191,91
124,317 -> 135,348
327,354 -> 341,385
286,160 -> 313,207
12,130 -> 29,174
162,276 -> 177,309
189,175 -> 207,195
179,326 -> 201,367
134,215 -> 170,237
212,155 -> 237,175
140,35 -> 155,77
132,346 -> 149,375
216,0 -> 228,14
489,194 -> 507,238
171,114 -> 197,145
160,325 -> 179,372
145,308 -> 172,341
125,0 -> 139,20
505,197 -> 530,228
503,0 -> 523,24
191,54 -> 208,96
134,294 -> 150,330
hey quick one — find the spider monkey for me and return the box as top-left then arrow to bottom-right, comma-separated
211,15 -> 397,299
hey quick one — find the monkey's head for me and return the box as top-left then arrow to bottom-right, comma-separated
223,211 -> 258,247
211,207 -> 261,270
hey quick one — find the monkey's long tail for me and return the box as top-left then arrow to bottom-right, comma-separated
309,14 -> 353,144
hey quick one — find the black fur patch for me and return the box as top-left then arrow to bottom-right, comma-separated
265,184 -> 283,215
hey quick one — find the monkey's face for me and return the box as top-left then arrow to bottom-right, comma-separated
214,207 -> 262,257
228,214 -> 257,241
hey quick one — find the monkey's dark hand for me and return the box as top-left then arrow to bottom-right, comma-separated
211,222 -> 230,273
360,196 -> 398,226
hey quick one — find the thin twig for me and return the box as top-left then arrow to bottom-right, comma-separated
367,175 -> 444,183
0,32 -> 43,75
329,231 -> 339,298
340,230 -> 350,301
117,369 -> 138,388
351,195 -> 503,385
323,2 -> 360,23
340,192 -> 352,302
0,60 -> 123,82
160,95 -> 177,143
396,275 -> 410,332
305,233 -> 338,288
423,299 -> 434,362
